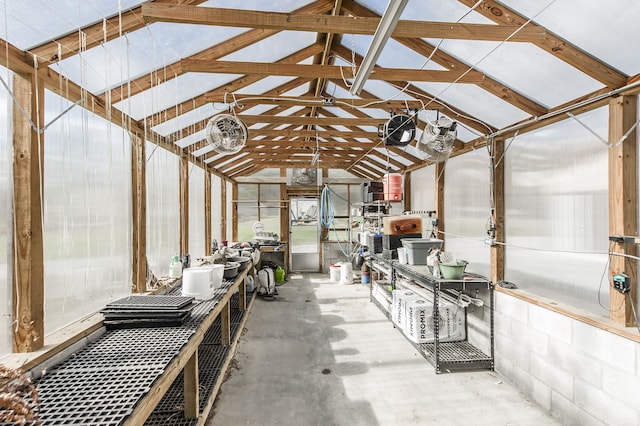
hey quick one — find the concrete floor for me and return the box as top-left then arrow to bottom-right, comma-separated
207,273 -> 560,425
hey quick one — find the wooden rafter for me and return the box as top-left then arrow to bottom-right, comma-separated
456,0 -> 628,88
340,0 -> 548,118
29,0 -> 208,63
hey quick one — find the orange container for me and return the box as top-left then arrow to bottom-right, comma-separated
383,173 -> 403,201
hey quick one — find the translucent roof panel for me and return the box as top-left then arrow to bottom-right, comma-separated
503,0 -> 640,75
353,0 -> 493,24
0,0 -> 144,50
202,0 -> 315,13
430,39 -> 604,109
341,34 -> 446,71
115,72 -> 242,121
152,104 -> 219,137
412,81 -> 530,130
51,22 -> 246,94
221,31 -> 317,63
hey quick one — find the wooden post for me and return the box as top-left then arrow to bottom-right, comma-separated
131,132 -> 147,293
608,95 -> 637,326
204,171 -> 212,255
183,351 -> 199,419
220,179 -> 227,241
179,152 -> 189,256
231,182 -> 238,242
12,71 -> 45,352
403,171 -> 411,212
490,138 -> 505,283
434,162 -> 445,249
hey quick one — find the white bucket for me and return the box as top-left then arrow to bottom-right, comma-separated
182,268 -> 214,300
397,247 -> 408,264
340,262 -> 353,285
329,264 -> 341,282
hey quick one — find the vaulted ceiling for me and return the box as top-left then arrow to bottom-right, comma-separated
1,0 -> 638,181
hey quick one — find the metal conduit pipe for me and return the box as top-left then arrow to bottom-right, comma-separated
488,79 -> 640,140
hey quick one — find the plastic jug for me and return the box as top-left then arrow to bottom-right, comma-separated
275,266 -> 285,283
169,255 -> 182,278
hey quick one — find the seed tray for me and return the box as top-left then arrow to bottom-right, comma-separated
106,295 -> 194,310
37,365 -> 162,425
104,317 -> 188,330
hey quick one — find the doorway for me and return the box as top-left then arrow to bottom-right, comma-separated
289,197 -> 320,272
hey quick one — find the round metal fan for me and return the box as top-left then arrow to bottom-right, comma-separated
416,116 -> 457,162
205,114 -> 248,154
380,114 -> 416,147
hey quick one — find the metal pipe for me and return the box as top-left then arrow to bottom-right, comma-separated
488,79 -> 640,139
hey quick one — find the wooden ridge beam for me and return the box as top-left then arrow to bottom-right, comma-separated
141,4 -> 545,42
181,59 -> 485,84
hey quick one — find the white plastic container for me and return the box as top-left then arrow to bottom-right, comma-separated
401,238 -> 443,265
340,262 -> 354,284
397,247 -> 408,264
329,264 -> 341,282
182,268 -> 215,300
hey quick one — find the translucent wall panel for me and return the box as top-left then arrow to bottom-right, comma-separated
410,166 -> 435,211
188,166 -> 205,257
211,175 -> 222,242
505,107 -> 609,315
226,181 -> 233,240
259,184 -> 281,234
0,66 -> 13,355
146,143 -> 180,277
43,91 -> 131,334
444,150 -> 491,278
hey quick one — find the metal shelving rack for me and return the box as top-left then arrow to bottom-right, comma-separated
369,254 -> 494,374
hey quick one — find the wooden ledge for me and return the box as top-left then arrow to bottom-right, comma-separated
495,286 -> 640,343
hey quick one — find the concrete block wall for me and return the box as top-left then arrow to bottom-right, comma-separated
321,241 -> 354,274
495,292 -> 640,425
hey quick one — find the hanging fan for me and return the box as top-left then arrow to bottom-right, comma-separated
416,116 -> 457,162
205,114 -> 248,154
379,114 -> 416,147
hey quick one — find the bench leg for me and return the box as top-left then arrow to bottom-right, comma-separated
184,350 -> 199,419
221,301 -> 231,345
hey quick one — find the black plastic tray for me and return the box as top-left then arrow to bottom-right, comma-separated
105,295 -> 194,310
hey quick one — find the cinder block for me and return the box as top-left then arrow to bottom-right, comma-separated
572,321 -> 636,374
494,310 -> 511,337
495,292 -> 528,324
512,364 -> 534,396
530,352 -> 574,400
528,304 -> 572,344
548,339 -> 602,388
496,333 -> 530,371
575,379 -> 639,425
530,375 -> 552,411
510,318 -> 549,357
494,354 -> 514,382
602,365 -> 640,409
551,391 -> 601,426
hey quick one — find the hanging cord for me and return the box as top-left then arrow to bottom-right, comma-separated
320,185 -> 360,260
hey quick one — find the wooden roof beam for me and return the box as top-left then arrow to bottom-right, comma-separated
181,59 -> 485,84
204,93 -> 424,110
141,4 -> 546,42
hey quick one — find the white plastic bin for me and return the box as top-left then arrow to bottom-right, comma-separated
401,238 -> 443,265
